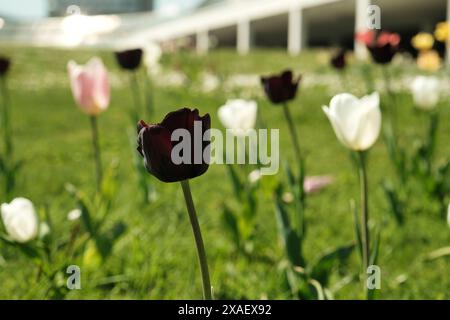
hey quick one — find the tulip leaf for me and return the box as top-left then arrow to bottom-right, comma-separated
226,164 -> 243,200
381,180 -> 404,225
308,243 -> 355,286
274,189 -> 291,236
100,159 -> 120,214
284,161 -> 296,188
66,186 -> 96,237
222,206 -> 240,249
425,247 -> 450,261
274,189 -> 302,266
308,278 -> 326,300
18,244 -> 42,261
105,221 -> 127,243
94,221 -> 127,259
285,230 -> 302,267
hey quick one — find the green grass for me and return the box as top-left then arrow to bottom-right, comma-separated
0,46 -> 449,299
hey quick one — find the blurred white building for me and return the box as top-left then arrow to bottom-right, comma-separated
48,0 -> 154,16
144,0 -> 447,57
0,0 -> 448,61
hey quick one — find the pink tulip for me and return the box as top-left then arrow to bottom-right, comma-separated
304,175 -> 334,194
67,57 -> 110,115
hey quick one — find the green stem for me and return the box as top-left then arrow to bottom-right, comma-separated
283,103 -> 305,236
0,77 -> 11,157
144,71 -> 154,118
282,102 -> 305,240
382,66 -> 397,136
282,103 -> 302,165
357,151 -> 370,298
0,76 -> 14,199
129,72 -> 142,123
180,180 -> 212,300
90,116 -> 102,192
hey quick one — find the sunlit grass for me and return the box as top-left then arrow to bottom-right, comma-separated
0,46 -> 449,299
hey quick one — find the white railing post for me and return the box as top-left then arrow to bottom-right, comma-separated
288,5 -> 303,55
196,30 -> 209,55
354,0 -> 371,60
237,19 -> 251,55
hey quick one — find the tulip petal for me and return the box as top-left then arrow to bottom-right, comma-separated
1,198 -> 38,243
88,57 -> 110,111
411,76 -> 440,110
218,99 -> 257,136
67,57 -> 110,115
322,105 -> 351,149
138,108 -> 211,182
328,93 -> 361,147
354,93 -> 381,150
140,125 -> 184,183
324,92 -> 381,151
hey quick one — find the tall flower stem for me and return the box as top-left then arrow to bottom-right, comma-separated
282,102 -> 305,239
282,103 -> 302,165
0,76 -> 14,199
144,72 -> 154,118
381,66 -> 397,134
0,77 -> 12,157
90,115 -> 103,192
180,179 -> 212,300
357,151 -> 370,298
129,72 -> 142,123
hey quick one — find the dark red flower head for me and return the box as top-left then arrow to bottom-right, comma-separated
261,70 -> 301,104
137,108 -> 211,183
115,48 -> 143,70
356,30 -> 400,64
0,56 -> 11,76
330,49 -> 346,70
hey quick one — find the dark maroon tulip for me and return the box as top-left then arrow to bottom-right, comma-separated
0,56 -> 11,76
261,70 -> 301,104
115,48 -> 143,70
330,49 -> 346,70
137,108 -> 211,183
356,30 -> 400,65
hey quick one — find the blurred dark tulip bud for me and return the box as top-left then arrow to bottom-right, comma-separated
137,108 -> 211,183
0,56 -> 11,76
356,30 -> 400,65
261,70 -> 301,104
331,49 -> 346,70
115,48 -> 143,70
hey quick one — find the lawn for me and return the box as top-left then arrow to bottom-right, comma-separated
0,46 -> 449,299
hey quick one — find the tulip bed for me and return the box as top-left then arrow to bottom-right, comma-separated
0,46 -> 449,299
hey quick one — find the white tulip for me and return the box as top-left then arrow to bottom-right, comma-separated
323,92 -> 381,151
144,43 -> 162,76
411,76 -> 440,110
67,209 -> 82,221
144,43 -> 162,68
248,169 -> 262,183
218,99 -> 257,136
1,198 -> 38,243
201,72 -> 220,93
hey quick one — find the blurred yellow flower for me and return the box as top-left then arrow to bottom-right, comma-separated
434,22 -> 449,42
411,32 -> 434,51
417,50 -> 442,72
